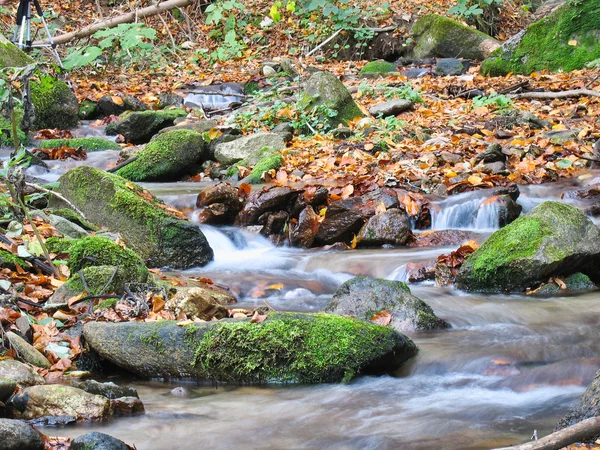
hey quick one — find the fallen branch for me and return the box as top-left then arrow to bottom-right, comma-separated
508,89 -> 600,100
107,156 -> 138,173
34,0 -> 193,46
183,90 -> 252,99
306,29 -> 342,58
493,416 -> 600,450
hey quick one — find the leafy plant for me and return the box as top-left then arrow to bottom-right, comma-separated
449,0 -> 502,18
472,94 -> 513,110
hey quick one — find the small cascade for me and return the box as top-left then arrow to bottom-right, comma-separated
431,192 -> 503,231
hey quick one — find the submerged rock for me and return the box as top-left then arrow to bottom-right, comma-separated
0,360 -> 45,387
83,313 -> 417,383
410,14 -> 499,60
7,385 -> 112,422
456,201 -> 600,292
53,167 -> 213,269
71,432 -> 131,450
555,367 -> 600,443
0,418 -> 43,450
325,276 -> 447,333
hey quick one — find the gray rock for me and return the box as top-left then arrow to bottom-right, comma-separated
0,418 -> 43,450
214,132 -> 285,165
325,276 -> 448,333
434,58 -> 466,75
357,209 -> 411,246
456,201 -> 600,292
272,123 -> 294,134
542,129 -> 580,144
299,71 -> 364,127
106,109 -> 188,145
7,385 -> 112,422
483,161 -> 506,174
159,119 -> 218,135
0,360 -> 45,387
5,332 -> 51,369
31,211 -> 88,239
73,380 -> 138,400
411,14 -> 499,60
555,367 -> 600,443
369,99 -> 413,117
71,432 -> 130,450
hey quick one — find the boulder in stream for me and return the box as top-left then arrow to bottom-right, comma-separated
456,201 -> 600,292
30,74 -> 79,130
0,418 -> 43,450
106,108 -> 188,144
357,209 -> 411,247
325,276 -> 448,333
52,166 -> 213,269
71,432 -> 132,450
83,313 -> 417,383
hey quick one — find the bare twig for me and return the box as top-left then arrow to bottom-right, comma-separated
306,29 -> 342,58
24,182 -> 87,220
107,156 -> 138,173
508,89 -> 600,99
183,90 -> 252,99
493,417 -> 600,450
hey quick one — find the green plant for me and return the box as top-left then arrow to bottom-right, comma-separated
471,94 -> 513,110
449,0 -> 502,18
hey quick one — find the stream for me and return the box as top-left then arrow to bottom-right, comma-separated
26,136 -> 600,449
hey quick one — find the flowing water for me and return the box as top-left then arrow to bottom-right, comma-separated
30,138 -> 600,449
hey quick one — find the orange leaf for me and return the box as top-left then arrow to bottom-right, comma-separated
370,311 -> 392,326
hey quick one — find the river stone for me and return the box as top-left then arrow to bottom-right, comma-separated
159,118 -> 218,135
71,432 -> 131,450
7,385 -> 112,422
214,132 -> 285,165
111,396 -> 145,416
5,332 -> 51,369
235,186 -> 298,226
72,380 -> 138,399
368,99 -> 413,117
52,166 -> 213,269
434,58 -> 467,75
30,75 -> 79,130
299,71 -> 364,127
325,277 -> 447,333
456,201 -> 600,292
0,360 -> 45,387
410,14 -> 500,60
106,109 -> 188,144
314,202 -> 365,246
482,0 -> 600,76
165,286 -> 234,321
83,312 -> 418,383
555,367 -> 600,443
290,205 -> 319,248
0,378 -> 17,402
0,418 -> 43,450
357,209 -> 411,247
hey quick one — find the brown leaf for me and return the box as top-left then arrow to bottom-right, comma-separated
370,311 -> 392,326
250,311 -> 267,323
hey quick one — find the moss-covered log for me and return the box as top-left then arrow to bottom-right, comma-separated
38,137 -> 119,152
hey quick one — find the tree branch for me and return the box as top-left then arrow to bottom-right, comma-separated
508,89 -> 600,99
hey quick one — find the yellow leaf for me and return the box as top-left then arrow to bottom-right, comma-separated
111,96 -> 124,105
552,124 -> 567,131
207,128 -> 222,140
364,143 -> 374,151
474,106 -> 489,116
350,234 -> 357,249
568,39 -> 578,46
266,283 -> 284,290
468,175 -> 482,186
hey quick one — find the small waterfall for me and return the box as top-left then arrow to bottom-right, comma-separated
431,193 -> 502,231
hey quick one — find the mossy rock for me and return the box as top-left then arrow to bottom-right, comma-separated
63,265 -> 143,297
359,60 -> 398,77
82,312 -> 418,383
116,129 -> 206,182
0,34 -> 32,69
52,166 -> 213,269
456,201 -> 600,292
105,108 -> 188,144
482,0 -> 600,75
78,100 -> 100,120
44,236 -> 77,254
326,276 -> 447,332
410,14 -> 499,60
0,248 -> 26,269
30,74 -> 78,130
38,137 -> 119,152
240,149 -> 284,184
299,71 -> 364,128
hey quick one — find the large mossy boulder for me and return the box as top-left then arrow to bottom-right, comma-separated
83,313 -> 418,383
410,14 -> 500,60
456,201 -> 600,292
105,108 -> 188,144
555,368 -> 600,443
482,0 -> 600,75
299,71 -> 364,128
116,130 -> 206,182
53,166 -> 213,269
325,277 -> 447,332
30,74 -> 78,130
0,418 -> 43,450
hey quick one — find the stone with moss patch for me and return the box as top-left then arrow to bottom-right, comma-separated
456,201 -> 600,292
410,14 -> 499,60
241,152 -> 283,184
105,108 -> 188,144
78,100 -> 99,120
52,166 -> 213,268
39,137 -> 119,152
359,60 -> 398,78
326,276 -> 447,332
48,208 -> 99,231
482,0 -> 600,75
30,74 -> 78,130
116,129 -> 206,182
298,71 -> 364,128
82,313 -> 417,383
0,248 -> 26,269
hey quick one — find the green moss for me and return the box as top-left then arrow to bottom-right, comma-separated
0,248 -> 27,268
45,236 -> 77,254
68,236 -> 147,282
481,0 -> 600,75
105,108 -> 188,144
0,39 -> 33,69
30,74 -> 78,129
193,312 -> 416,384
359,60 -> 397,77
116,129 -> 205,181
94,298 -> 119,310
48,208 -> 100,231
244,153 -> 283,184
78,100 -> 98,120
39,137 -> 119,152
244,81 -> 260,95
564,272 -> 597,291
65,265 -> 133,295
